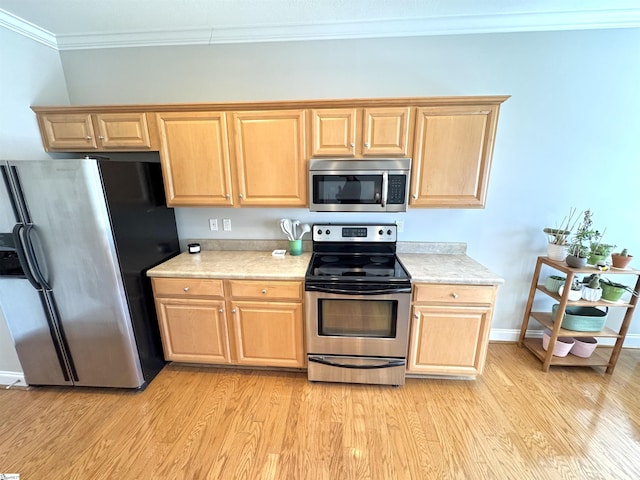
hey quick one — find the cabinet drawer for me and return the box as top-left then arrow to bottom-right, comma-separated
152,278 -> 224,298
413,284 -> 495,304
228,280 -> 302,300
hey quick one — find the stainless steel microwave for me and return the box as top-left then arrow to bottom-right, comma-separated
309,158 -> 411,212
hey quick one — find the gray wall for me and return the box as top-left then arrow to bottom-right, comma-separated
60,29 -> 640,341
0,27 -> 69,378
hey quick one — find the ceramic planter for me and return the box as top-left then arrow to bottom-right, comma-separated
544,275 -> 566,293
581,286 -> 603,302
566,255 -> 588,268
547,243 -> 567,261
558,284 -> 582,301
587,254 -> 606,266
611,254 -> 633,269
601,283 -> 626,302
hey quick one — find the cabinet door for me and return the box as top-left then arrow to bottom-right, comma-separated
94,113 -> 151,150
230,110 -> 307,207
410,105 -> 500,208
362,107 -> 412,156
155,297 -> 231,364
156,112 -> 233,207
407,305 -> 492,376
38,113 -> 98,150
310,108 -> 357,156
230,301 -> 305,368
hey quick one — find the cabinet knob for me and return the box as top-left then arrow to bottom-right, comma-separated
98,136 -> 105,140
231,308 -> 237,314
239,194 -> 244,199
225,194 -> 230,199
219,308 -> 224,313
364,143 -> 370,148
349,143 -> 355,148
85,136 -> 92,141
414,313 -> 419,319
183,287 -> 189,292
262,289 -> 267,294
452,293 -> 459,299
412,193 -> 418,199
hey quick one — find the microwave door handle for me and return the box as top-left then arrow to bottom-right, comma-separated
381,171 -> 388,208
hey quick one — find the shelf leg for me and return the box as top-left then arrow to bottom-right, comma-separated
518,257 -> 543,346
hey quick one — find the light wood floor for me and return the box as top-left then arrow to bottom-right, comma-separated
1,343 -> 639,479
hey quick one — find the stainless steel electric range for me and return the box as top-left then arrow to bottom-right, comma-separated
304,223 -> 412,386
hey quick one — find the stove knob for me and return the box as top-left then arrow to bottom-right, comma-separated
378,229 -> 383,235
387,229 -> 392,235
317,229 -> 322,235
325,229 -> 330,235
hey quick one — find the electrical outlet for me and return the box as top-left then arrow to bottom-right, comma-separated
209,218 -> 218,231
223,218 -> 231,231
396,220 -> 404,233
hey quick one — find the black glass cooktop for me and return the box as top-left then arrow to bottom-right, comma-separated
307,253 -> 410,280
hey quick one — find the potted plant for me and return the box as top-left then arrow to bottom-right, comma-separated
566,209 -> 598,268
581,274 -> 603,301
587,230 -> 615,266
544,208 -> 580,261
600,277 -> 639,302
558,277 -> 582,301
611,248 -> 634,269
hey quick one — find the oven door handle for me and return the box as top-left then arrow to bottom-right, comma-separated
305,284 -> 412,295
308,356 -> 405,369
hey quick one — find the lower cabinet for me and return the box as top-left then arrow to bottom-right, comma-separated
407,284 -> 497,376
151,277 -> 305,368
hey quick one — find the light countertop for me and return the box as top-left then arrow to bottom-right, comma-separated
147,251 -> 312,279
148,250 -> 503,285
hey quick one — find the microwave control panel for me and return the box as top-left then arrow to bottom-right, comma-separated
388,175 -> 407,204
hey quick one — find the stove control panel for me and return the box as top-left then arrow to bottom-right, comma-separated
312,224 -> 397,242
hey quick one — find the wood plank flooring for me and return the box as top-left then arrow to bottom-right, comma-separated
1,343 -> 639,479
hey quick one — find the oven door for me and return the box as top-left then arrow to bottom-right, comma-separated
305,287 -> 411,358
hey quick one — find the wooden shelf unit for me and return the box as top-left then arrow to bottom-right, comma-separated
518,256 -> 640,373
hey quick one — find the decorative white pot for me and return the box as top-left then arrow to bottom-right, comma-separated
558,284 -> 582,301
547,243 -> 568,261
581,286 -> 603,302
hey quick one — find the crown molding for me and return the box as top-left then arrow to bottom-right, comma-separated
2,7 -> 639,51
0,8 -> 56,48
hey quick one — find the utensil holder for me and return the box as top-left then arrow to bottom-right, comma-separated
288,239 -> 302,256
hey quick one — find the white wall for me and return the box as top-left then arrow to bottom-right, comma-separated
0,27 -> 70,379
59,29 -> 640,341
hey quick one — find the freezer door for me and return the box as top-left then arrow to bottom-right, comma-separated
11,160 -> 145,388
0,278 -> 73,385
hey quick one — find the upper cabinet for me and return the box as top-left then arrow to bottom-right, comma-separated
156,111 -> 233,207
32,96 -> 508,209
409,104 -> 501,208
311,107 -> 412,157
230,110 -> 307,207
36,112 -> 154,151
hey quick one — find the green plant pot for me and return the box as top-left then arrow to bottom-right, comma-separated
587,254 -> 606,266
601,283 -> 626,302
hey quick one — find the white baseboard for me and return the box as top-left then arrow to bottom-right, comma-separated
490,329 -> 640,348
0,371 -> 27,388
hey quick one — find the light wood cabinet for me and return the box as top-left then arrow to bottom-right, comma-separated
37,112 -> 153,151
230,110 -> 307,207
311,107 -> 412,157
151,277 -> 305,368
152,278 -> 231,364
410,104 -> 501,208
156,111 -> 233,207
408,283 -> 497,376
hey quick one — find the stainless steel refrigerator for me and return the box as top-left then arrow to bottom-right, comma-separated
0,156 -> 179,388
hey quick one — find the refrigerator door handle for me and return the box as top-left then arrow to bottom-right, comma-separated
12,223 -> 41,290
22,224 -> 52,290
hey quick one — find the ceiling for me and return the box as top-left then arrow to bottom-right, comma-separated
1,0 -> 639,50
